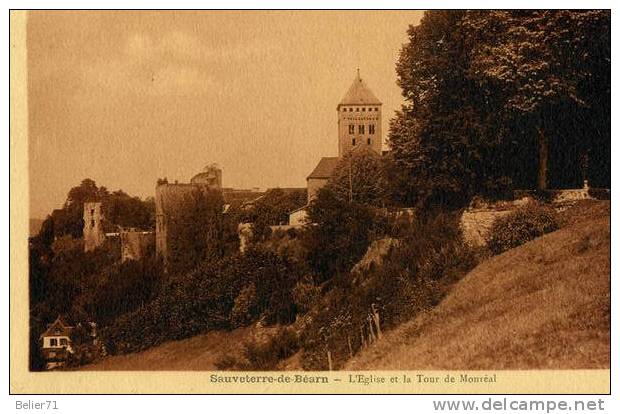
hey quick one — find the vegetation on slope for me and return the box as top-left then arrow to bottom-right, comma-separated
346,201 -> 610,370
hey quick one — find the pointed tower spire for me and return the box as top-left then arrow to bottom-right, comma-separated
337,69 -> 383,157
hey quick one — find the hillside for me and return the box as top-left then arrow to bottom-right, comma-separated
346,200 -> 610,370
81,327 -> 256,371
81,201 -> 609,371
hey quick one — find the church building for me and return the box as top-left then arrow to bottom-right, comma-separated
306,70 -> 383,202
289,70 -> 383,225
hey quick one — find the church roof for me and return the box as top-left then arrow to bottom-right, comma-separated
307,157 -> 340,180
338,71 -> 382,106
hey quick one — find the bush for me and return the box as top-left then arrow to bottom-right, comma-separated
230,284 -> 258,328
487,202 -> 559,255
215,327 -> 300,371
242,328 -> 300,370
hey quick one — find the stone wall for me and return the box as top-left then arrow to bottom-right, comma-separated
307,177 -> 328,203
460,208 -> 515,248
120,229 -> 155,262
83,201 -> 106,252
460,186 -> 606,247
338,105 -> 382,156
155,183 -> 223,267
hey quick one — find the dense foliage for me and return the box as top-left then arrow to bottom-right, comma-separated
300,213 -> 477,370
487,202 -> 559,255
28,235 -> 163,370
102,248 -> 304,354
302,187 -> 387,281
390,10 -> 610,209
240,188 -> 307,242
165,188 -> 224,273
38,179 -> 155,241
327,148 -> 388,206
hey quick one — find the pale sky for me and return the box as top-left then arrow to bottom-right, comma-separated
27,10 -> 424,218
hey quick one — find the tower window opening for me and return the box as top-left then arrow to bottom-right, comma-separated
362,107 -> 366,111
359,125 -> 365,134
369,124 -> 375,135
367,138 -> 371,145
352,138 -> 356,146
349,125 -> 355,134
355,108 -> 359,112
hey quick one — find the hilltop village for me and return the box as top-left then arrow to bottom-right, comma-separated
37,71 -> 396,369
81,71 -> 392,267
29,11 -> 610,373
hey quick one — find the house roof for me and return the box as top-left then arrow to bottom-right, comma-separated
307,157 -> 340,180
41,316 -> 73,338
338,71 -> 382,106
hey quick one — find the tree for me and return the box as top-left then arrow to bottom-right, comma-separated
390,11 -> 511,208
241,188 -> 306,242
38,179 -> 155,241
327,147 -> 388,207
303,187 -> 386,281
465,10 -> 610,190
389,10 -> 610,209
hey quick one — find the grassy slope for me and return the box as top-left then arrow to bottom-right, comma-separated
81,327 -> 256,371
346,200 -> 610,370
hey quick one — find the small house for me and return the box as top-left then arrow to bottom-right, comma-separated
40,316 -> 74,370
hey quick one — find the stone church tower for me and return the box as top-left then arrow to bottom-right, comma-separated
304,70 -> 384,204
337,69 -> 382,156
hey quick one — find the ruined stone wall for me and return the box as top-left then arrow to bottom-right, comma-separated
155,183 -> 224,268
460,208 -> 515,248
83,201 -> 106,252
120,230 -> 155,262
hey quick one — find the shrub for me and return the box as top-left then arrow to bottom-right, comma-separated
214,354 -> 240,371
230,284 -> 258,328
242,328 -> 300,370
216,327 -> 300,371
487,202 -> 559,255
291,278 -> 320,314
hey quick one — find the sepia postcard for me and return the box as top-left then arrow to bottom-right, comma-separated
10,9 -> 611,395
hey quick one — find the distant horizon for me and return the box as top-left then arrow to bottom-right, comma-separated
27,10 -> 424,218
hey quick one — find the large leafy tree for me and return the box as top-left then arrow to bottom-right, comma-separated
465,10 -> 610,189
389,10 -> 610,208
390,11 -> 511,209
38,179 -> 156,242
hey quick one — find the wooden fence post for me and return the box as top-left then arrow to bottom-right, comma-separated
360,325 -> 366,349
347,335 -> 353,359
368,316 -> 376,343
327,349 -> 333,371
372,304 -> 382,339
